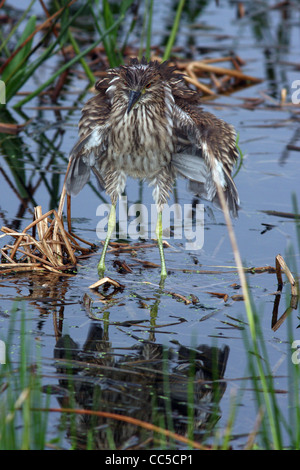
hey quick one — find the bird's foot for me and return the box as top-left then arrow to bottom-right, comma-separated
159,277 -> 166,289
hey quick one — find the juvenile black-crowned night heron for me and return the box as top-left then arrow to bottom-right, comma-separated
66,57 -> 239,280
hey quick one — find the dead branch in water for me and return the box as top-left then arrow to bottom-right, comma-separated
0,184 -> 96,276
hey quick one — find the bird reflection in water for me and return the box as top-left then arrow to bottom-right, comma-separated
51,322 -> 229,450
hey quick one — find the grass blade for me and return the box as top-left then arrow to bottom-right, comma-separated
2,15 -> 37,83
162,0 -> 186,61
14,13 -> 126,108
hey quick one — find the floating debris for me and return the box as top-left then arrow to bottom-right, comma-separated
89,277 -> 124,290
231,294 -> 244,302
165,291 -> 192,305
113,259 -> 133,274
207,292 -> 229,302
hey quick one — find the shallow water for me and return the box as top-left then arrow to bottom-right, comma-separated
1,0 -> 300,449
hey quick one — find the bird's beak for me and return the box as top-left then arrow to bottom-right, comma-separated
127,90 -> 141,114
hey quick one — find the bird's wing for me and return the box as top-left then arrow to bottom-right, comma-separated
172,101 -> 240,217
65,84 -> 110,196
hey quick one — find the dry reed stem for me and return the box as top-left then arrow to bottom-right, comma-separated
53,183 -> 67,257
150,55 -> 261,95
34,406 -> 208,450
184,71 -> 215,95
0,187 -> 94,275
271,254 -> 299,331
189,61 -> 261,83
209,160 -> 253,324
53,210 -> 77,264
244,406 -> 264,450
275,254 -> 298,296
272,306 -> 294,332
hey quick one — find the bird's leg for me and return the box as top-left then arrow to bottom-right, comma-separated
150,167 -> 175,282
97,202 -> 116,278
156,209 -> 167,281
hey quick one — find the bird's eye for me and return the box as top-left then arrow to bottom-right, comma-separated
145,82 -> 152,89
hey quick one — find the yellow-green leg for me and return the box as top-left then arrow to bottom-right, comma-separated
98,203 -> 116,278
156,210 -> 167,280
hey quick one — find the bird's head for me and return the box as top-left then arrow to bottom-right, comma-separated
106,58 -> 174,114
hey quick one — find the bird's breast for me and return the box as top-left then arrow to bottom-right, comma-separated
107,104 -> 174,177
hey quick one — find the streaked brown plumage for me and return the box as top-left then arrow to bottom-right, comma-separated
66,57 -> 240,280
